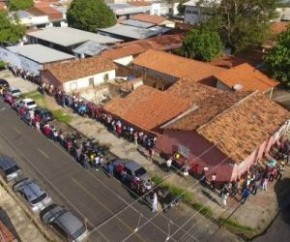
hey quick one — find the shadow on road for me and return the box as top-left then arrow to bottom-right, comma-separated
274,177 -> 290,224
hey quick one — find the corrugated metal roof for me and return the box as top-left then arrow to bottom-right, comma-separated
26,27 -> 122,47
121,19 -> 155,28
73,41 -> 108,56
98,24 -> 171,40
7,44 -> 75,64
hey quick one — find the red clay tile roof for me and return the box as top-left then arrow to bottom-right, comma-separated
270,21 -> 289,35
0,220 -> 16,242
130,13 -> 166,25
133,49 -> 225,82
101,44 -> 146,60
128,1 -> 151,6
104,85 -> 191,131
214,63 -> 279,92
0,2 -> 7,11
165,79 -> 250,130
101,34 -> 185,60
46,56 -> 115,83
197,92 -> 290,164
118,33 -> 186,51
33,2 -> 63,20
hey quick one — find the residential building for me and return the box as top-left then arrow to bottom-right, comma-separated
0,44 -> 74,75
214,63 -> 279,93
41,56 -> 116,93
98,24 -> 171,41
104,85 -> 192,133
26,27 -> 122,54
100,33 -> 185,65
156,79 -> 290,181
129,13 -> 175,27
183,0 -> 220,25
133,49 -> 225,88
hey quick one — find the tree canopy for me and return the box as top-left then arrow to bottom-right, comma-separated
180,29 -> 223,61
202,0 -> 280,54
8,0 -> 34,11
264,28 -> 290,87
0,12 -> 25,45
67,0 -> 116,32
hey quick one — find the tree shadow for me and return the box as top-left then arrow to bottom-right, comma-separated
0,207 -> 22,242
201,189 -> 221,207
274,177 -> 290,224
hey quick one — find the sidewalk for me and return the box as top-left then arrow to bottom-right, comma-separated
0,183 -> 47,242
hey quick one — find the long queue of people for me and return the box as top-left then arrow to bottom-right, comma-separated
44,86 -> 157,151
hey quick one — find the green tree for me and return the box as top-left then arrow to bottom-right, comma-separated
180,29 -> 223,61
264,28 -> 290,87
0,12 -> 25,45
202,0 -> 280,53
8,0 -> 34,11
177,0 -> 187,15
67,0 -> 116,32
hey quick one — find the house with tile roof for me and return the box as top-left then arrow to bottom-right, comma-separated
103,85 -> 193,133
214,63 -> 279,93
100,33 -> 185,66
130,13 -> 175,27
133,49 -> 225,88
41,56 -> 116,93
156,79 -> 290,181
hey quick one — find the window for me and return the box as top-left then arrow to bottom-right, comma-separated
51,222 -> 67,238
103,74 -> 109,82
89,77 -> 94,86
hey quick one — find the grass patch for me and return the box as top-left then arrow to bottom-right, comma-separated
23,90 -> 47,107
191,203 -> 213,218
151,175 -> 164,185
218,217 -> 256,232
51,109 -> 73,125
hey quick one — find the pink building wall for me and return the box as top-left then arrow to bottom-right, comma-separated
156,124 -> 288,182
155,130 -> 235,181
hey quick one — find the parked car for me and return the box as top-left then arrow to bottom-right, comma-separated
3,92 -> 15,105
112,159 -> 149,183
0,156 -> 22,182
40,204 -> 88,242
8,87 -> 22,98
0,78 -> 9,88
13,178 -> 52,212
12,98 -> 37,111
34,107 -> 54,123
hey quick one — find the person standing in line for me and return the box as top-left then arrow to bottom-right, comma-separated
241,187 -> 251,204
152,192 -> 158,212
210,173 -> 217,189
222,192 -> 229,208
262,177 -> 269,191
166,157 -> 172,172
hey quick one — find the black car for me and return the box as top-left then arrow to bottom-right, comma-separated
34,107 -> 54,123
0,79 -> 9,88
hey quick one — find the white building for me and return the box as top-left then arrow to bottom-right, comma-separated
0,44 -> 75,75
183,0 -> 220,25
41,56 -> 116,93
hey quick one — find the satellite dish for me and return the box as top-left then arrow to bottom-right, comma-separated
232,84 -> 243,91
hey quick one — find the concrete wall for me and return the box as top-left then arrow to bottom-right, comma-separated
113,56 -> 134,66
184,6 -> 200,24
63,70 -> 116,92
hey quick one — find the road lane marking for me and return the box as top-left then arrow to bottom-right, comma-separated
13,127 -> 21,134
72,177 -> 146,242
37,148 -> 49,159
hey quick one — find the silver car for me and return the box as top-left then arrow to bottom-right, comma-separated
13,178 -> 52,212
40,204 -> 88,242
0,156 -> 22,182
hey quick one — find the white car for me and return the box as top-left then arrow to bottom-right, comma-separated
8,87 -> 22,98
19,98 -> 37,110
13,178 -> 53,213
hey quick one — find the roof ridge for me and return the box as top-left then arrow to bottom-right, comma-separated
197,91 -> 258,133
160,104 -> 199,129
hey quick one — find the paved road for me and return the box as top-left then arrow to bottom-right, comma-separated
0,100 -> 239,242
